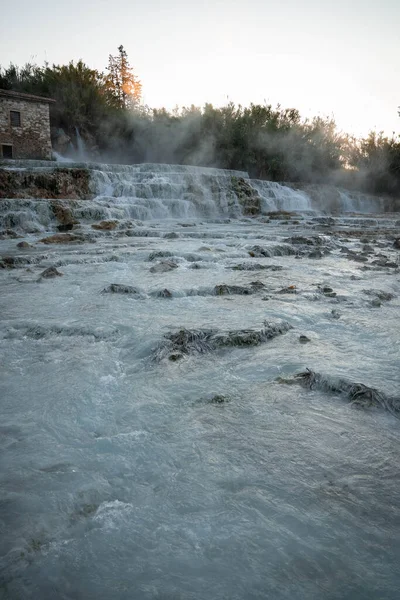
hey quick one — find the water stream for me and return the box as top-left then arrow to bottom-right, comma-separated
0,162 -> 399,599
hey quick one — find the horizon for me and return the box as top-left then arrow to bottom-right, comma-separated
1,0 -> 399,137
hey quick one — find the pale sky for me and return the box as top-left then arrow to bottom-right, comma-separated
1,0 -> 399,137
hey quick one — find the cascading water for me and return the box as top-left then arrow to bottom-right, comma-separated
1,159 -> 399,599
251,179 -> 313,212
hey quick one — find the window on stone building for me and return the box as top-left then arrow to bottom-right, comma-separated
1,145 -> 13,158
10,111 -> 21,127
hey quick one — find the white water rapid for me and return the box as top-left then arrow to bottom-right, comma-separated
1,161 -> 399,599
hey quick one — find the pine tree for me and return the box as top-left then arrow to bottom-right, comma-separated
105,45 -> 142,109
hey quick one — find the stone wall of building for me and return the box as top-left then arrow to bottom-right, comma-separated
0,93 -> 53,160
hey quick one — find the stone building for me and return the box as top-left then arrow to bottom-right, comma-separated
0,89 -> 55,160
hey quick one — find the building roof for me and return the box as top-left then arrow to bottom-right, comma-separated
0,89 -> 56,104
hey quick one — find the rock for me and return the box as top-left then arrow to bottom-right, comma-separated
308,250 -> 323,259
250,280 -> 266,290
312,217 -> 335,226
163,232 -> 179,239
348,254 -> 368,263
320,286 -> 333,293
362,289 -> 395,302
91,220 -> 119,231
150,260 -> 178,273
17,241 -> 32,249
293,369 -> 398,413
287,236 -> 322,246
324,292 -> 337,298
156,288 -> 173,298
370,299 -> 381,307
57,223 -> 74,232
168,353 -> 184,362
230,263 -> 283,271
148,250 -> 173,261
0,229 -> 20,239
51,201 -> 78,227
362,244 -> 374,254
0,256 -> 16,268
102,284 -> 142,295
154,322 -> 293,360
40,234 -> 83,244
39,266 -> 64,279
371,259 -> 398,268
299,335 -> 311,343
207,394 -> 230,404
231,177 -> 261,215
214,284 -> 253,296
393,238 -> 400,250
0,168 -> 92,200
267,211 -> 296,220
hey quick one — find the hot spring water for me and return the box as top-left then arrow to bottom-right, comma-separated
0,162 -> 399,599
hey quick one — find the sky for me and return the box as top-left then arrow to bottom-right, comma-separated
1,0 -> 399,137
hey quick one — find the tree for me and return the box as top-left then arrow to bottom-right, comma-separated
105,45 -> 142,109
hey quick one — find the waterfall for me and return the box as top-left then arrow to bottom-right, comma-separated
75,128 -> 89,161
251,180 -> 313,212
0,160 -> 391,233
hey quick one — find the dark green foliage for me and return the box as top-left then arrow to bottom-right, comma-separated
1,56 -> 399,195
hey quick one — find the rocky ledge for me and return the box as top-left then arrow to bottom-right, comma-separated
0,167 -> 92,200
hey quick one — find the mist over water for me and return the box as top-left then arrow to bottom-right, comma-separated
1,160 -> 399,599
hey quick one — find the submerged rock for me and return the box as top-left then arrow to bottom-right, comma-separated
293,369 -> 399,415
299,335 -> 311,343
308,250 -> 323,259
148,250 -> 173,261
286,236 -> 323,246
154,321 -> 293,361
370,298 -> 382,307
57,223 -> 74,232
230,263 -> 283,271
362,289 -> 395,302
277,285 -> 297,294
150,260 -> 178,273
248,244 -> 295,258
348,254 -> 368,263
371,258 -> 398,268
0,229 -> 20,239
155,288 -> 173,298
214,284 -> 253,296
39,266 -> 64,279
102,283 -> 142,295
393,238 -> 400,250
17,241 -> 32,249
267,211 -> 297,220
91,220 -> 119,231
40,233 -> 84,245
0,256 -> 16,268
206,394 -> 230,404
163,232 -> 179,239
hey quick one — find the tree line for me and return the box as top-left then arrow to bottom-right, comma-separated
1,47 -> 399,196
